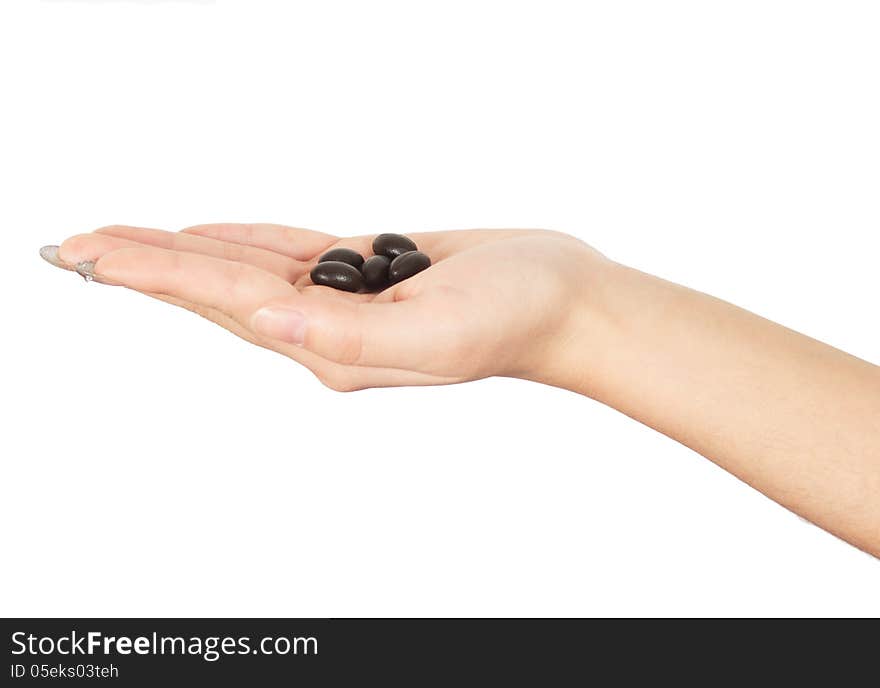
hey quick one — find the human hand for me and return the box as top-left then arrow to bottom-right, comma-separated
42,224 -> 613,391
41,223 -> 880,555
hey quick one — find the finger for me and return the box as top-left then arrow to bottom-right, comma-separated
93,246 -> 298,326
60,232 -> 376,305
58,227 -> 304,283
181,222 -> 455,263
135,292 -> 459,390
49,242 -> 459,387
41,243 -> 120,283
120,287 -> 354,380
182,226 -> 380,284
58,228 -> 307,282
94,225 -> 306,283
252,289 -> 462,371
61,240 -> 378,340
181,223 -> 337,261
58,233 -> 145,266
91,246 -> 453,372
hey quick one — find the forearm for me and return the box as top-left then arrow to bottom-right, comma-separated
539,261 -> 880,555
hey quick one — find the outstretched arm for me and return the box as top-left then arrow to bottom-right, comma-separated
536,262 -> 880,557
44,224 -> 880,555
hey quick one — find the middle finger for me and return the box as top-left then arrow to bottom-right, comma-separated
90,225 -> 308,283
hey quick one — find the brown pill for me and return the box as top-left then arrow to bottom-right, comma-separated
372,233 -> 418,259
310,261 -> 364,292
362,255 -> 391,291
388,251 -> 431,284
318,247 -> 365,270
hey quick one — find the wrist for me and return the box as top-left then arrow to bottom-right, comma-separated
520,252 -> 634,397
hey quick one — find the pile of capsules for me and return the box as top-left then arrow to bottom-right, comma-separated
309,233 -> 431,293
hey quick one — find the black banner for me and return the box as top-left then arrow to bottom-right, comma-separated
1,618 -> 872,684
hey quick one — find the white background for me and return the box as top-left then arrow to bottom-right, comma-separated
1,1 -> 878,617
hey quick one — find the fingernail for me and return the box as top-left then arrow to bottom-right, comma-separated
74,260 -> 97,282
252,307 -> 307,345
39,245 -> 67,269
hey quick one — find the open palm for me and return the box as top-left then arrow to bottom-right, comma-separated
45,224 -> 607,390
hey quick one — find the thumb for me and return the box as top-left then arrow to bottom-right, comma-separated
251,294 -> 444,370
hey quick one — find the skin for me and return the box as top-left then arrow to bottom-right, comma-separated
48,223 -> 880,556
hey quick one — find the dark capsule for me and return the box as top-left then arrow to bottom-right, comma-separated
318,247 -> 365,270
372,233 -> 418,260
310,261 -> 364,293
361,255 -> 391,291
388,251 -> 431,284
